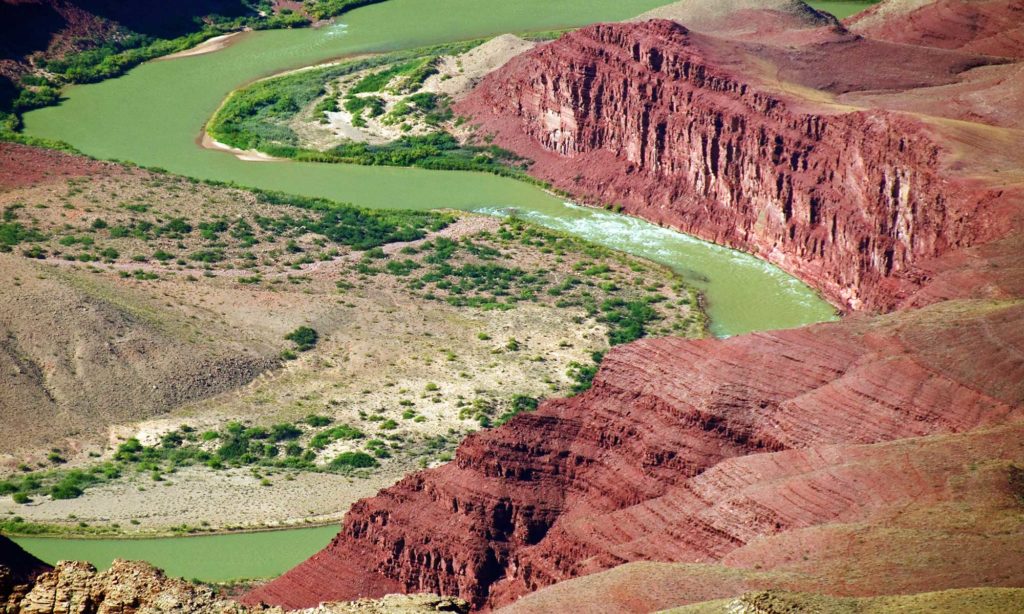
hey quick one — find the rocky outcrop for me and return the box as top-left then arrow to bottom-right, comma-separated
12,559 -> 245,614
0,535 -> 50,614
2,558 -> 468,614
455,19 -> 1015,313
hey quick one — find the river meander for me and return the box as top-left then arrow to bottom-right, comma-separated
13,0 -> 868,581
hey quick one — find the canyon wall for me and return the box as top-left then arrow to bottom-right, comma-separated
455,20 -> 1014,312
246,300 -> 1024,610
245,7 -> 1024,612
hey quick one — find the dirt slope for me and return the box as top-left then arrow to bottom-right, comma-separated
846,0 -> 1024,58
0,253 -> 275,454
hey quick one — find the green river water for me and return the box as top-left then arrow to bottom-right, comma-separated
11,0 -> 869,582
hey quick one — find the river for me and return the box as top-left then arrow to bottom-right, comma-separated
13,0 -> 869,581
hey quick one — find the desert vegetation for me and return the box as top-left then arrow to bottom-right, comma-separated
0,150 -> 704,533
206,38 -> 557,179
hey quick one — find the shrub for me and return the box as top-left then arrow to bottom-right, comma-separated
328,451 -> 378,471
567,353 -> 603,395
270,423 -> 302,441
189,249 -> 225,263
115,438 -> 144,461
12,492 -> 31,504
303,414 -> 332,427
310,424 -> 364,449
50,481 -> 83,500
497,395 -> 539,425
285,326 -> 319,351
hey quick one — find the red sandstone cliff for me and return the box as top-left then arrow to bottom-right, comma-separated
246,302 -> 1024,610
454,20 -> 1017,313
246,3 -> 1024,611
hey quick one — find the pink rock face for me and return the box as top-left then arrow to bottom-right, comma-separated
244,303 -> 1024,611
454,20 -> 1017,313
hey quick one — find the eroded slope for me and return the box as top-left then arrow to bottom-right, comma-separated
245,299 -> 1024,609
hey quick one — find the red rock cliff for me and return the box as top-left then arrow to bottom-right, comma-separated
455,20 -> 1012,312
245,301 -> 1024,610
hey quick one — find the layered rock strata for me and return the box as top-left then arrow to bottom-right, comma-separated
246,300 -> 1024,609
455,20 -> 1018,312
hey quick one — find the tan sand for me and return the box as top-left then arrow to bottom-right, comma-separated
161,32 -> 246,61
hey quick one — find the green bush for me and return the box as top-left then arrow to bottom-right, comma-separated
0,207 -> 45,249
568,353 -> 603,395
496,395 -> 539,426
189,249 -> 225,263
328,451 -> 378,471
50,481 -> 84,500
303,414 -> 333,427
270,423 -> 302,441
310,424 -> 365,448
285,326 -> 319,351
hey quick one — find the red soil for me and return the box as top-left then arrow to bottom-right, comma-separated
0,143 -> 116,191
846,0 -> 1024,59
